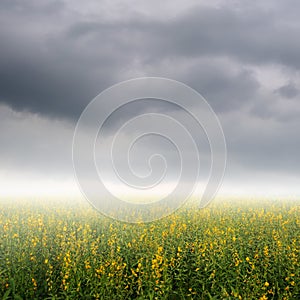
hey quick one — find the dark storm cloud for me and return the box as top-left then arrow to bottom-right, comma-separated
65,2 -> 300,69
0,1 -> 140,119
176,62 -> 260,112
0,19 -> 125,119
156,4 -> 300,69
0,0 -> 300,120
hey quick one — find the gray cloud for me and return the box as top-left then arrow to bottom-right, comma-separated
0,0 -> 300,120
0,104 -> 73,176
221,111 -> 300,175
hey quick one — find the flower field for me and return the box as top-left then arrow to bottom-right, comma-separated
0,198 -> 299,299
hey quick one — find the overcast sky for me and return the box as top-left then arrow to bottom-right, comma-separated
1,0 -> 300,198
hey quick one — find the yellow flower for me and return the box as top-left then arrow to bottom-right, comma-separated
246,257 -> 250,262
264,282 -> 269,287
32,278 -> 37,288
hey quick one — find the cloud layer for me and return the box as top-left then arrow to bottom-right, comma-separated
1,0 -> 300,196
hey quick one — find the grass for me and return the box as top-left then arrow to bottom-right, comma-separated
0,198 -> 299,299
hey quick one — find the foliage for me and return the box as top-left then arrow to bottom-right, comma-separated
0,198 -> 299,299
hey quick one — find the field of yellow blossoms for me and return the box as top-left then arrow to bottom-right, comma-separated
0,198 -> 299,299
